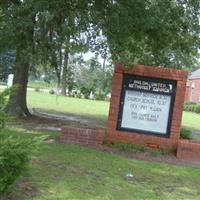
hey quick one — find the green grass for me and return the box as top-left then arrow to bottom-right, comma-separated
1,127 -> 200,200
27,91 -> 109,120
27,91 -> 200,130
182,112 -> 200,130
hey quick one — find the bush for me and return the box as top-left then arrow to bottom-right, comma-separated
180,127 -> 192,139
0,136 -> 42,194
95,93 -> 106,101
184,102 -> 200,114
194,105 -> 200,113
0,87 -> 17,128
0,87 -> 44,195
185,101 -> 196,106
76,93 -> 82,98
49,89 -> 55,95
34,87 -> 40,92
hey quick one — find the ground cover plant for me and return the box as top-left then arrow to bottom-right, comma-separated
0,88 -> 43,195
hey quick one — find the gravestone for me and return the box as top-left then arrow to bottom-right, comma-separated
7,74 -> 14,87
107,64 -> 188,150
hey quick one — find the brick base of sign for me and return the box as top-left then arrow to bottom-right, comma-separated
59,126 -> 200,162
176,140 -> 200,162
60,126 -> 106,147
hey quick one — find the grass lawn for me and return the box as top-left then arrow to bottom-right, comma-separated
27,91 -> 109,120
1,126 -> 200,200
28,91 -> 200,130
182,112 -> 200,130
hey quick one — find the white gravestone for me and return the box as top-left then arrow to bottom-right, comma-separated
7,74 -> 14,87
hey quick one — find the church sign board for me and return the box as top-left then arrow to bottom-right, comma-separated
108,64 -> 187,150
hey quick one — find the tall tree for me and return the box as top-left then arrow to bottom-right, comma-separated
1,1 -> 36,116
0,1 -> 91,116
35,1 -> 89,96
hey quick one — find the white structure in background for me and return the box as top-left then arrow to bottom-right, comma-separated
89,91 -> 94,99
7,74 -> 14,87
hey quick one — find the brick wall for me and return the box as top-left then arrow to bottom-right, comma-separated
185,79 -> 200,103
107,64 -> 188,150
177,140 -> 200,161
60,126 -> 106,147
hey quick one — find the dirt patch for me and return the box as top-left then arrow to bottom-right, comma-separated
97,145 -> 200,167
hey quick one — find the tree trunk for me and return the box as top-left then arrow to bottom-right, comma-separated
5,48 -> 30,117
61,49 -> 69,96
5,12 -> 35,117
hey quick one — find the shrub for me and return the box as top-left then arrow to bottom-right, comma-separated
185,101 -> 196,106
0,87 -> 17,128
49,89 -> 55,95
184,102 -> 200,114
0,136 -> 42,194
0,87 -> 44,195
34,87 -> 40,92
180,127 -> 192,139
76,93 -> 82,99
95,93 -> 106,101
194,105 -> 200,113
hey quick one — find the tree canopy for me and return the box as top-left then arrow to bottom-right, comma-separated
92,0 -> 200,68
0,0 -> 200,116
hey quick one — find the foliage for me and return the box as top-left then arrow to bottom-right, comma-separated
34,87 -> 41,92
0,87 -> 17,128
95,92 -> 108,101
180,127 -> 193,140
0,51 -> 15,81
1,0 -> 200,115
0,135 -> 43,194
184,102 -> 200,114
93,1 -> 200,68
185,101 -> 196,106
75,56 -> 113,99
49,89 -> 55,95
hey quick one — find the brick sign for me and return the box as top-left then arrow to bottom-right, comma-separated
108,64 -> 188,150
117,74 -> 177,137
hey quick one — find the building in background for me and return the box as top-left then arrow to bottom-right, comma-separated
185,69 -> 200,103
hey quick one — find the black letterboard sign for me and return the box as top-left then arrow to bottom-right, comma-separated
117,74 -> 177,137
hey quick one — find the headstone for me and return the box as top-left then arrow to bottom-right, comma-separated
7,74 -> 14,87
89,91 -> 94,99
107,64 -> 188,150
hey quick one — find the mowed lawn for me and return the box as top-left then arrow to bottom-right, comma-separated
28,91 -> 200,130
1,127 -> 200,200
27,91 -> 109,120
